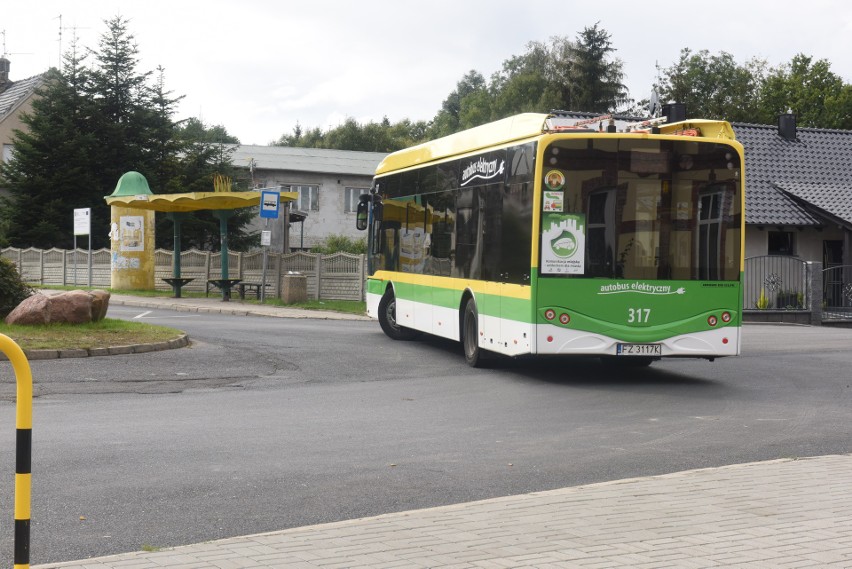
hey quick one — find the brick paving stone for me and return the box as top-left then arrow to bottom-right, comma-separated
33,454 -> 852,569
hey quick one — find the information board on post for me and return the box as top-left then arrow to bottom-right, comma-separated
72,208 -> 92,286
73,208 -> 91,235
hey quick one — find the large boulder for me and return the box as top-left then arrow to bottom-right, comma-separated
4,290 -> 111,326
4,294 -> 51,325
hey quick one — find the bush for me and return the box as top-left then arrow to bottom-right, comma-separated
311,234 -> 366,254
0,258 -> 33,318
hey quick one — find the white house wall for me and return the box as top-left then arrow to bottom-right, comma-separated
745,226 -> 845,262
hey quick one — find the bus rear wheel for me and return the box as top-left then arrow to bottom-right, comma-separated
378,289 -> 420,341
462,299 -> 489,367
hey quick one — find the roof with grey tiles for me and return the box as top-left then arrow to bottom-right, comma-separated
0,74 -> 44,122
732,122 -> 852,227
229,144 -> 388,177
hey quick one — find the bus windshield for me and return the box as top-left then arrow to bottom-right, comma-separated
540,137 -> 742,281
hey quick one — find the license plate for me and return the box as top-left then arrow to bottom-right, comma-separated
617,343 -> 662,356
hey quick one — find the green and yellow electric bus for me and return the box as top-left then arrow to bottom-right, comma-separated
356,112 -> 744,367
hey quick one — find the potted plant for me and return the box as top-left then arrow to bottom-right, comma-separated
776,290 -> 800,309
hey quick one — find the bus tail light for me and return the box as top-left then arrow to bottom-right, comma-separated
708,315 -> 718,327
721,311 -> 731,323
544,309 -> 556,320
559,313 -> 570,325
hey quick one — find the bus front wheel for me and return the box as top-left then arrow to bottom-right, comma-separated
378,289 -> 420,341
463,299 -> 488,367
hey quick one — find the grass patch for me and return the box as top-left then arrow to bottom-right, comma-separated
0,318 -> 184,351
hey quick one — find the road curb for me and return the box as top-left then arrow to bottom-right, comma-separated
0,333 -> 190,361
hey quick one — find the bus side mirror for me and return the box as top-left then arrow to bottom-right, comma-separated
372,200 -> 383,222
356,196 -> 370,230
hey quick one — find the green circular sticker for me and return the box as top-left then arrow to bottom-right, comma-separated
550,230 -> 578,258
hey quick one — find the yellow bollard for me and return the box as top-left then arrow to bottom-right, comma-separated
0,334 -> 33,569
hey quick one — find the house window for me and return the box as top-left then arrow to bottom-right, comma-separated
768,231 -> 795,255
344,187 -> 369,213
2,144 -> 14,164
293,185 -> 319,211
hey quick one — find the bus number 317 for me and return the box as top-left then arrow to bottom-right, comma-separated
628,308 -> 651,323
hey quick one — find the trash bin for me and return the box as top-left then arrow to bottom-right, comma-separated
281,271 -> 307,304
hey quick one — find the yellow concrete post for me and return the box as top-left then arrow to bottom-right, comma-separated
0,334 -> 33,569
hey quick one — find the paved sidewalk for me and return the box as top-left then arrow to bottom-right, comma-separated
36,454 -> 852,569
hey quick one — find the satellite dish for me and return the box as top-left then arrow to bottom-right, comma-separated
649,90 -> 660,117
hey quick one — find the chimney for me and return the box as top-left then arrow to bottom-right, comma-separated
0,57 -> 10,89
778,112 -> 797,142
662,103 -> 686,124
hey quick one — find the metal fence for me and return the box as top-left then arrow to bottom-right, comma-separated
743,255 -> 810,311
1,247 -> 367,302
822,264 -> 852,320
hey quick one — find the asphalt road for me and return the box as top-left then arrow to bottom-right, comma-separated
1,306 -> 851,564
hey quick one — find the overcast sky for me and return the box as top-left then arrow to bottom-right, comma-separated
5,0 -> 852,145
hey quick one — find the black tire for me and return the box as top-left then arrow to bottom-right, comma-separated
378,289 -> 420,341
462,299 -> 488,367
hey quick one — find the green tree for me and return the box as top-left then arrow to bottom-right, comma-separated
160,122 -> 255,251
428,70 -> 488,137
490,39 -> 562,119
758,54 -> 852,128
275,116 -> 428,152
0,38 -> 98,249
276,122 -> 326,147
85,16 -> 157,205
561,24 -> 629,112
429,25 -> 629,136
177,117 -> 240,144
146,66 -> 185,194
657,48 -> 766,122
272,25 -> 631,150
1,16 -> 254,252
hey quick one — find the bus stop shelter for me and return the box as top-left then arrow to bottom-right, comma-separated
105,189 -> 298,300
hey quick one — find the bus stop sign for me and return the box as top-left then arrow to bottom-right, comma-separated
260,191 -> 279,219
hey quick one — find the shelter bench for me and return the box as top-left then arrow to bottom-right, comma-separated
206,278 -> 242,301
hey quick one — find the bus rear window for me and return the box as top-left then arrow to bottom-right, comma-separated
540,138 -> 742,281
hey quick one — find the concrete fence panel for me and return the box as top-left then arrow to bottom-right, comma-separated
3,247 -> 366,302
